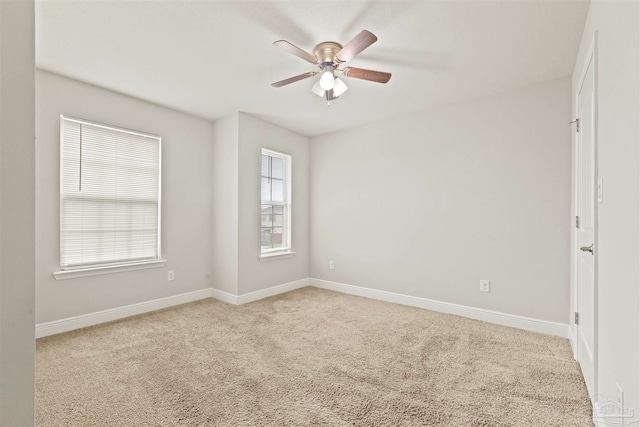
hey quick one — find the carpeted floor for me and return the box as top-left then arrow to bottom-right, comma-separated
36,287 -> 593,426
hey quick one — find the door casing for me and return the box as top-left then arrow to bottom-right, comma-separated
571,30 -> 599,403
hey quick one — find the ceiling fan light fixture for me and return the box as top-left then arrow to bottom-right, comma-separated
272,30 -> 391,105
333,78 -> 348,97
311,80 -> 325,97
319,65 -> 335,91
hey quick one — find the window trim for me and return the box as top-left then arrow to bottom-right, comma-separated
53,259 -> 166,281
260,148 -> 292,257
258,251 -> 296,262
57,115 -> 163,273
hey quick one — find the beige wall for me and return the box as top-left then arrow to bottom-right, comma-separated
36,70 -> 214,323
572,0 -> 640,415
310,77 -> 572,324
0,0 -> 36,424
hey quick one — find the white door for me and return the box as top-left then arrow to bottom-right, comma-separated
576,55 -> 596,398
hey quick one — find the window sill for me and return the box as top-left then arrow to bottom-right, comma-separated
53,259 -> 167,280
259,251 -> 296,262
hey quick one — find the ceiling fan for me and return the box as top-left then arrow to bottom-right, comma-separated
271,30 -> 392,106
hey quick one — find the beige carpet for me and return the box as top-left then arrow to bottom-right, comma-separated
36,287 -> 593,426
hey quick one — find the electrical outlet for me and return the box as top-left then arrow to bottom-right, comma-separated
329,260 -> 335,270
167,270 -> 175,281
480,280 -> 490,292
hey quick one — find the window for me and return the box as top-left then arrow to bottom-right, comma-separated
59,116 -> 161,271
261,149 -> 291,256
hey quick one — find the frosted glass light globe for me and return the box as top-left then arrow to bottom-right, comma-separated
319,69 -> 335,90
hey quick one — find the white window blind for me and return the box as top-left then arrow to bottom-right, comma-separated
261,149 -> 291,253
60,116 -> 161,270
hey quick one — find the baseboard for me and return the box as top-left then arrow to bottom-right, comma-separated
37,279 -> 311,338
209,278 -> 310,306
236,278 -> 310,305
37,278 -> 568,339
209,288 -> 238,305
593,406 -> 605,427
36,288 -> 213,338
568,325 -> 578,359
310,278 -> 569,338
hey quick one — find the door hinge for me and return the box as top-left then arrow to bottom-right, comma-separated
574,312 -> 579,325
575,216 -> 580,229
570,118 -> 580,132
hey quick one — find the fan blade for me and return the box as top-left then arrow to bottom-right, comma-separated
335,30 -> 377,63
342,67 -> 391,84
273,40 -> 318,64
271,72 -> 318,88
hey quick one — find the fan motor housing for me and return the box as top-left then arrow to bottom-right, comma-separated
313,42 -> 342,65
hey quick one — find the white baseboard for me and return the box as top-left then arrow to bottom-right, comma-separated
36,288 -> 213,338
593,407 -> 605,427
37,279 -> 311,338
310,278 -> 569,338
37,278 -> 568,340
236,278 -> 310,305
568,325 -> 578,359
209,288 -> 238,305
210,278 -> 310,305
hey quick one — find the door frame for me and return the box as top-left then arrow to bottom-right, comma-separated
571,30 -> 599,400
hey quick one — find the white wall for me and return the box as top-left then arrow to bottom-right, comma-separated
237,113 -> 310,295
211,113 -> 310,296
0,0 -> 36,424
36,70 -> 214,323
211,113 -> 239,295
36,75 -> 310,318
572,0 -> 640,415
310,77 -> 572,324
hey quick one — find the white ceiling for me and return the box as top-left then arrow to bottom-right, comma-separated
36,0 -> 589,137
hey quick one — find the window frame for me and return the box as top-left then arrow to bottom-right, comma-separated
57,115 -> 163,276
260,148 -> 293,258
